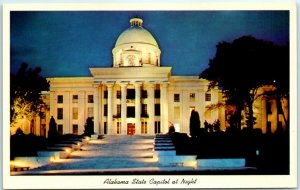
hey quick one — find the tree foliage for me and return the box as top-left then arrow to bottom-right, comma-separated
10,62 -> 49,128
200,36 -> 289,129
48,116 -> 58,141
189,110 -> 200,138
83,117 -> 94,136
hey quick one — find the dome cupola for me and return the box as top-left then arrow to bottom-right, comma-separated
112,17 -> 161,67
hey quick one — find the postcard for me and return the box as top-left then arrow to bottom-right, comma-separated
2,2 -> 297,189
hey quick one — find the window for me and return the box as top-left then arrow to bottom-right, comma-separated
57,108 -> 63,120
116,91 -> 121,99
155,104 -> 160,116
155,90 -> 160,98
73,124 -> 78,135
72,95 -> 78,103
174,94 -> 180,102
267,101 -> 272,114
72,107 -> 78,120
205,93 -> 211,101
57,95 -> 63,104
117,122 -> 121,134
127,89 -> 135,99
148,52 -> 151,64
174,106 -> 180,119
104,91 -> 108,99
104,104 -> 107,116
141,121 -> 147,134
141,104 -> 148,117
104,122 -> 107,134
127,106 -> 135,118
141,90 -> 148,98
155,121 -> 161,134
116,104 -> 121,117
190,93 -> 195,102
58,125 -> 63,135
88,107 -> 93,118
88,95 -> 94,103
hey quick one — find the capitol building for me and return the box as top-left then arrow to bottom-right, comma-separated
22,17 -> 287,136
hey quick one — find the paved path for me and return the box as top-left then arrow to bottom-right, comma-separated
30,135 -> 159,172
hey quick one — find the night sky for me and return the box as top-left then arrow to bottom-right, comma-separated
10,11 -> 289,77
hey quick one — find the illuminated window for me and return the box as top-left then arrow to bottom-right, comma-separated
57,108 -> 63,120
174,94 -> 180,102
72,95 -> 78,103
205,93 -> 211,101
88,107 -> 93,118
57,95 -> 63,104
72,107 -> 78,120
73,124 -> 78,135
174,106 -> 180,119
141,121 -> 148,134
117,122 -> 121,134
116,91 -> 121,99
88,95 -> 94,103
190,93 -> 195,102
117,104 -> 121,117
141,104 -> 148,117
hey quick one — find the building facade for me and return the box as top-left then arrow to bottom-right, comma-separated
19,17 -> 288,136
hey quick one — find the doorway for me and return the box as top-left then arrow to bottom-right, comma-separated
127,123 -> 135,135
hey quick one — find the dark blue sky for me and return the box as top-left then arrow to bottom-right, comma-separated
10,11 -> 289,77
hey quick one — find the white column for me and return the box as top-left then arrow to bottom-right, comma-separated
121,84 -> 127,135
135,83 -> 141,135
98,85 -> 102,134
160,83 -> 169,133
93,85 -> 99,134
148,83 -> 155,135
107,84 -> 113,135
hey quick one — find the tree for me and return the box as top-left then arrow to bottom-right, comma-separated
10,62 -> 49,133
48,116 -> 58,140
189,110 -> 200,138
264,45 -> 289,132
200,36 -> 288,130
83,117 -> 94,137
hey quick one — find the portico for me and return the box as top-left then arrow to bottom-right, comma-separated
90,66 -> 171,135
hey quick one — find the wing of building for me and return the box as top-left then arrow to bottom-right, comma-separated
24,17 -> 288,137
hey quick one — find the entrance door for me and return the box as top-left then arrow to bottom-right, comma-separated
127,123 -> 135,135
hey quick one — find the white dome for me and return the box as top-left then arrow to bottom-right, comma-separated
112,18 -> 161,68
115,27 -> 159,47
